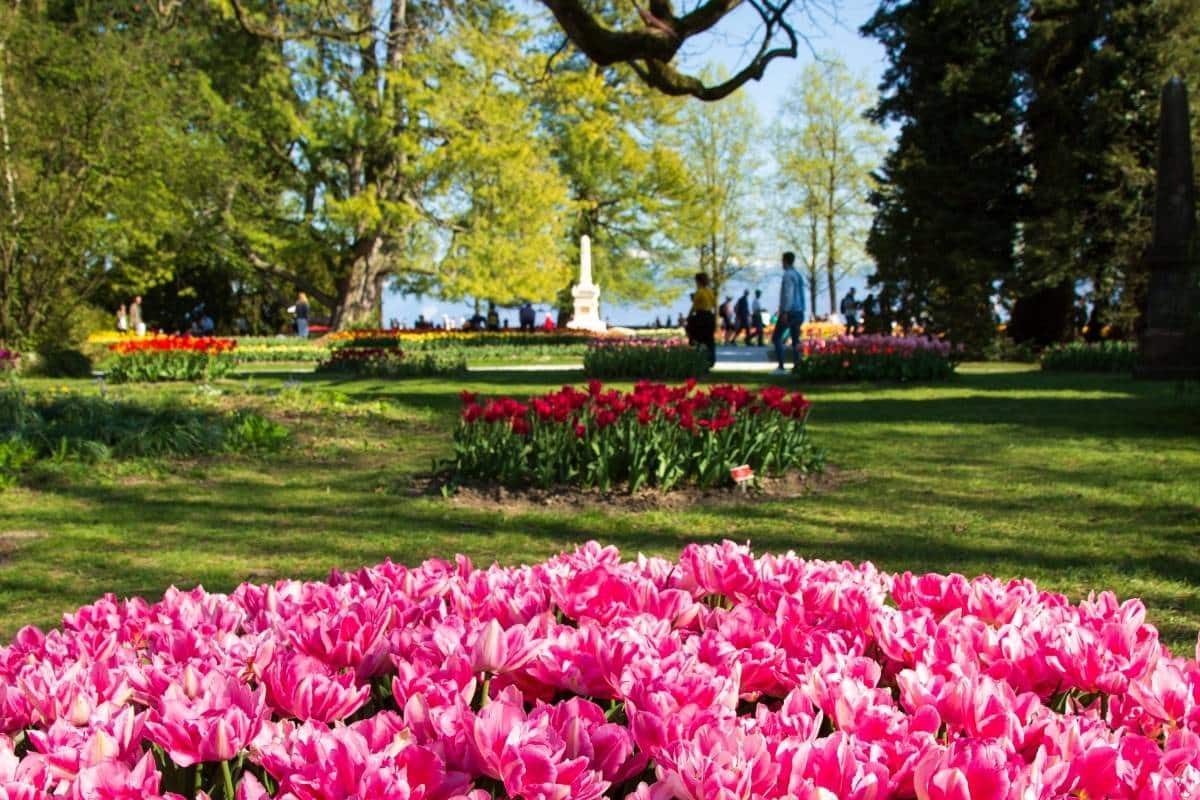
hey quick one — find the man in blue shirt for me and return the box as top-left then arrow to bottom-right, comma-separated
773,252 -> 806,374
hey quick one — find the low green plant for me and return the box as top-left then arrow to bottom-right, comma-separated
0,438 -> 35,487
224,411 -> 289,453
1041,341 -> 1138,373
0,388 -> 290,487
583,339 -> 709,380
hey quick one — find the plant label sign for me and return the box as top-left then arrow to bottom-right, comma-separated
730,464 -> 754,484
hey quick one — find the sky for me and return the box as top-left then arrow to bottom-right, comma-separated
382,0 -> 890,329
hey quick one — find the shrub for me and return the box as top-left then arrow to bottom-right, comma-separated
453,380 -> 822,492
0,541 -> 1197,800
1041,340 -> 1138,373
106,336 -> 237,383
316,346 -> 466,378
583,337 -> 709,380
792,335 -> 960,381
30,347 -> 93,378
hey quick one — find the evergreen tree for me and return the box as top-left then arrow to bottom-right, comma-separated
1016,0 -> 1169,344
862,0 -> 1025,351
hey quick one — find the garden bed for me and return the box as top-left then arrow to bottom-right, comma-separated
427,464 -> 849,512
1,541 -> 1198,799
450,380 -> 824,493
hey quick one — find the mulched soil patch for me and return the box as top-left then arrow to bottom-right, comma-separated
417,466 -> 850,513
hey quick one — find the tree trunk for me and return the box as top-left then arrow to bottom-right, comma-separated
331,238 -> 388,329
807,214 -> 819,319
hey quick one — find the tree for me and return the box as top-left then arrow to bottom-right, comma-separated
536,54 -> 694,315
862,0 -> 1025,351
677,73 -> 762,296
535,0 -> 840,100
774,56 -> 884,317
219,0 -> 573,329
1014,0 -> 1169,345
0,2 -> 218,346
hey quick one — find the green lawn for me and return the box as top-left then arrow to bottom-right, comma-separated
2,364 -> 1199,651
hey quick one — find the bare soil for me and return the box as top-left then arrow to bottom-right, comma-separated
422,467 -> 850,513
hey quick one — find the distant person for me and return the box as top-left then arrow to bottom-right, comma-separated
116,304 -> 128,334
689,272 -> 717,367
129,296 -> 145,336
733,290 -> 751,345
543,314 -> 555,330
486,302 -> 500,331
773,252 -> 805,374
518,301 -> 536,331
200,313 -> 214,335
750,289 -> 765,346
840,288 -> 860,331
862,293 -> 884,334
718,295 -> 734,344
290,292 -> 309,338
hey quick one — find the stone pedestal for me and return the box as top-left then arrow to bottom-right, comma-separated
1137,78 -> 1200,379
567,235 -> 607,333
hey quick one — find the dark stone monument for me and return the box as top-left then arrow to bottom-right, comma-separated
1138,78 -> 1200,379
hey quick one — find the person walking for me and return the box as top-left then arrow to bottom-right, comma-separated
689,273 -> 717,367
732,290 -> 752,345
518,302 -> 536,331
291,292 -> 310,338
116,304 -> 128,335
718,296 -> 735,344
840,288 -> 860,331
129,296 -> 145,336
772,252 -> 805,375
750,289 -> 765,346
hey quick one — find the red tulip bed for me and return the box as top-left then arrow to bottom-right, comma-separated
106,336 -> 237,383
452,381 -> 822,492
791,335 -> 961,381
2,541 -> 1199,800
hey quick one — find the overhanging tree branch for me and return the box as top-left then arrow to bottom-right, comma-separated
538,0 -> 829,101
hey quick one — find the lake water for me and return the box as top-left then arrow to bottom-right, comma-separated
382,271 -> 869,329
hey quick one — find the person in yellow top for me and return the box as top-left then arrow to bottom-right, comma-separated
687,272 -> 717,367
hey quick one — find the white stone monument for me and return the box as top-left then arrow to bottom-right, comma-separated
567,234 -> 607,333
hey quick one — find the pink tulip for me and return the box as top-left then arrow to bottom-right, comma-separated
263,649 -> 370,723
143,671 -> 265,767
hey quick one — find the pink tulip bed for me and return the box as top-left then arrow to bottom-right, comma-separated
3,541 -> 1200,800
791,335 -> 961,381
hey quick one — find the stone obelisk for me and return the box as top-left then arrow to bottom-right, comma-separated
567,235 -> 607,333
1138,77 -> 1200,378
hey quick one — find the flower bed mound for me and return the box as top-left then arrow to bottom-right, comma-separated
3,541 -> 1199,800
794,334 -> 960,381
453,381 -> 823,493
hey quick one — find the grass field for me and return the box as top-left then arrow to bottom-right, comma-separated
2,364 -> 1198,651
